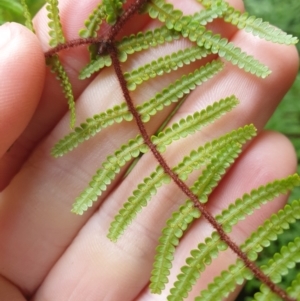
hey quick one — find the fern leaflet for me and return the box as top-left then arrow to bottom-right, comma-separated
20,0 -> 34,32
103,0 -> 124,25
125,46 -> 211,91
46,55 -> 76,128
46,0 -> 65,47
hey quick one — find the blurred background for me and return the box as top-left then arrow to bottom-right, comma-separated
0,0 -> 299,299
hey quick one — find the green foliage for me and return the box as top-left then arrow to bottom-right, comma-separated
20,0 -> 34,32
46,0 -> 65,47
7,0 -> 300,300
79,2 -> 106,38
46,55 -> 76,128
195,199 -> 300,301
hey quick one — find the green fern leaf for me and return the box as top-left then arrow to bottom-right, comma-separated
108,124 -> 256,242
150,200 -> 201,294
71,135 -> 149,214
195,199 -> 300,301
53,60 -> 224,157
215,174 -> 300,233
20,0 -> 34,32
146,0 -> 271,78
46,55 -> 76,128
199,0 -> 299,45
103,0 -> 124,25
79,2 -> 106,38
252,237 -> 300,301
51,103 -> 132,157
152,95 -> 239,153
151,143 -> 242,294
46,0 -> 66,47
79,26 -> 181,79
125,46 -> 211,91
287,273 -> 300,300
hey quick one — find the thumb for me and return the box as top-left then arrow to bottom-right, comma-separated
0,22 -> 45,157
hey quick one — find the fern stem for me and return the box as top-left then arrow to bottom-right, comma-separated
108,40 -> 295,301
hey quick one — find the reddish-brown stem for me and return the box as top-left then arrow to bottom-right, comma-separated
108,42 -> 295,301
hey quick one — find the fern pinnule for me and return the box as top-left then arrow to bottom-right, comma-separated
151,143 -> 242,295
46,55 -> 76,129
146,0 -> 271,78
252,237 -> 300,301
103,0 -> 124,25
194,200 -> 300,301
287,273 -> 300,300
199,0 -> 299,45
215,174 -> 300,233
79,2 -> 106,38
20,0 -> 34,32
150,200 -> 201,294
71,135 -> 148,215
152,95 -> 239,153
52,60 -> 224,157
124,46 -> 211,91
51,103 -> 132,157
46,0 -> 65,47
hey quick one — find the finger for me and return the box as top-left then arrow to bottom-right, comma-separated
0,23 -> 45,159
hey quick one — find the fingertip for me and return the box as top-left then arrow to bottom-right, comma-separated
0,22 -> 45,157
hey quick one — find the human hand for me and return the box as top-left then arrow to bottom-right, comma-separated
0,0 -> 298,300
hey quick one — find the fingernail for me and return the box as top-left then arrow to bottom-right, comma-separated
0,23 -> 12,49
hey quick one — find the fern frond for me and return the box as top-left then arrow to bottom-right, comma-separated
215,174 -> 300,233
79,3 -> 106,38
79,26 -> 181,79
103,0 -> 124,25
252,237 -> 300,301
195,199 -> 300,301
150,200 -> 201,294
152,95 -> 239,153
146,0 -> 271,78
169,178 -> 300,301
198,0 -> 299,45
108,124 -> 256,242
71,135 -> 148,214
53,60 -> 224,157
20,0 -> 34,32
125,46 -> 211,91
46,55 -> 76,128
46,0 -> 66,47
150,143 -> 242,294
51,103 -> 132,157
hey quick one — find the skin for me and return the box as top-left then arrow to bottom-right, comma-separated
0,0 -> 299,300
